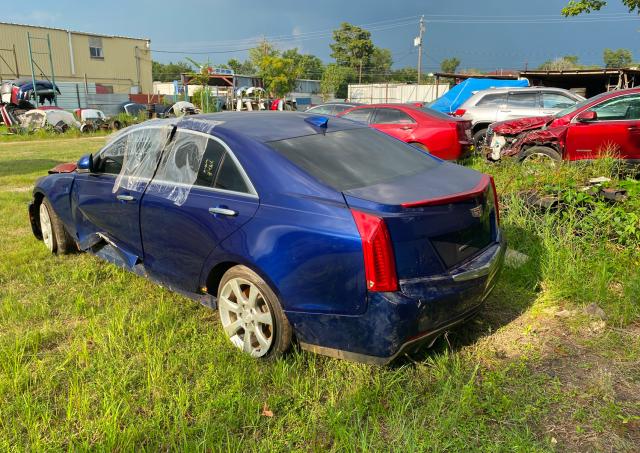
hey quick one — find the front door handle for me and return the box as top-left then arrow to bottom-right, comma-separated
209,207 -> 238,217
116,194 -> 135,201
628,126 -> 640,132
400,125 -> 414,130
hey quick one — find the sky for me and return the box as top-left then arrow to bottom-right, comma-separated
5,0 -> 640,74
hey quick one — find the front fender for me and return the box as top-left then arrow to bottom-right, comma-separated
32,173 -> 77,237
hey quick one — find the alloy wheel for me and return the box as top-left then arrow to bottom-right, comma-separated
218,277 -> 274,357
39,203 -> 54,252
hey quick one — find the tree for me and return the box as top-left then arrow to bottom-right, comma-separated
538,55 -> 582,70
603,48 -> 633,68
257,54 -> 301,97
389,67 -> 418,83
249,39 -> 279,69
367,47 -> 393,82
562,0 -> 640,15
440,57 -> 461,74
152,61 -> 193,82
330,22 -> 375,83
320,64 -> 354,100
226,58 -> 256,75
282,48 -> 325,79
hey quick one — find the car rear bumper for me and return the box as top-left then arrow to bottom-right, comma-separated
289,232 -> 506,364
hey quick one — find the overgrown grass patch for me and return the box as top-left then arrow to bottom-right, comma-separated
0,138 -> 638,450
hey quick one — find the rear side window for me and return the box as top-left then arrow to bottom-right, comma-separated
268,128 -> 439,191
373,108 -> 415,124
542,93 -> 576,109
333,104 -> 353,114
195,139 -> 226,187
307,105 -> 332,115
342,108 -> 375,123
215,155 -> 250,193
508,92 -> 539,108
476,93 -> 507,107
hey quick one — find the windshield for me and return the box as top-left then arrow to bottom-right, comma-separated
554,92 -> 609,118
268,128 -> 439,191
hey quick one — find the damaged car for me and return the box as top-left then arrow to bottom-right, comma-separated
486,87 -> 640,163
29,113 -> 504,364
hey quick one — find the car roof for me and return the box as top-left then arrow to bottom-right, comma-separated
177,111 -> 366,143
473,86 -> 575,95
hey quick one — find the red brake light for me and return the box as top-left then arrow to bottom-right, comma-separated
351,210 -> 398,292
489,176 -> 500,225
454,108 -> 466,117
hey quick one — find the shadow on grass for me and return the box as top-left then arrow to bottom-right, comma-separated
396,225 -> 543,365
0,159 -> 65,178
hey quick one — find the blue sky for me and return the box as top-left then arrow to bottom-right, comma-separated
6,0 -> 640,72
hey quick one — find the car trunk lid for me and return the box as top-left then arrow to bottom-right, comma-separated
344,163 -> 498,281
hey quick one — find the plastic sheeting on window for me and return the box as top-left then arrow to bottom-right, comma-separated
151,131 -> 209,206
112,125 -> 173,194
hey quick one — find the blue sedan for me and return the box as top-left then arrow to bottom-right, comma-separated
29,112 -> 505,364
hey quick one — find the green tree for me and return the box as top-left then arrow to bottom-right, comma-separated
389,67 -> 418,83
152,61 -> 193,82
226,58 -> 256,75
257,54 -> 301,97
249,39 -> 279,69
367,47 -> 393,82
440,57 -> 461,74
282,48 -> 325,79
538,55 -> 582,70
320,64 -> 354,100
562,0 -> 640,15
330,22 -> 375,83
603,48 -> 633,68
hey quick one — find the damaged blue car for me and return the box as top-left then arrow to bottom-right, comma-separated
29,112 -> 505,364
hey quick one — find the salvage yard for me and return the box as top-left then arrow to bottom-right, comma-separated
0,136 -> 638,451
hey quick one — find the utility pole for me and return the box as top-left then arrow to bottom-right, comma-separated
415,16 -> 425,84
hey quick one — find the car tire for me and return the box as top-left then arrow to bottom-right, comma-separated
411,142 -> 430,153
217,265 -> 292,359
39,198 -> 76,254
473,128 -> 488,148
519,146 -> 562,165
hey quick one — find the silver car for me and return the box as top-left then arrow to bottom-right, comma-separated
454,87 -> 584,146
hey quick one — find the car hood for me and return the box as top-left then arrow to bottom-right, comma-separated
48,162 -> 77,174
491,115 -> 554,135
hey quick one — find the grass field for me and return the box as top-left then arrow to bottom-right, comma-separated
0,137 -> 638,451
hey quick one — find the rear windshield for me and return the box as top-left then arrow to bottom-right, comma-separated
416,106 -> 456,121
267,128 -> 439,191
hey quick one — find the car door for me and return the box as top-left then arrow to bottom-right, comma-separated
470,92 -> 507,123
497,91 -> 540,122
140,129 -> 259,291
340,107 -> 376,124
565,93 -> 640,161
369,107 -> 417,142
71,125 -> 170,257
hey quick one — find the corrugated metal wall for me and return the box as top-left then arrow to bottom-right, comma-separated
47,81 -> 129,115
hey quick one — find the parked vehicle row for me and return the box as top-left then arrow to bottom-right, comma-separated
30,112 -> 505,364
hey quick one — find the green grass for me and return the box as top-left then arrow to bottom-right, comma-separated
0,139 -> 638,451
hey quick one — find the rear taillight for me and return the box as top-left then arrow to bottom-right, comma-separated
456,121 -> 472,142
454,108 -> 466,117
488,176 -> 500,225
351,210 -> 398,292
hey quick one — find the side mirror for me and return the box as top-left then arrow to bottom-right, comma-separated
576,110 -> 597,122
77,154 -> 94,173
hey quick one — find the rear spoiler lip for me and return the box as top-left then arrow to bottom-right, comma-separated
400,174 -> 490,208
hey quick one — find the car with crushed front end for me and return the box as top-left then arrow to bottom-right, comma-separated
29,112 -> 505,364
485,87 -> 640,164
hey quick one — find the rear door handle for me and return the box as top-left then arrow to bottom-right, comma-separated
116,194 -> 135,201
209,207 -> 237,217
400,125 -> 414,130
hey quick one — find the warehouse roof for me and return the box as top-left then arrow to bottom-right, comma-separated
0,21 -> 149,42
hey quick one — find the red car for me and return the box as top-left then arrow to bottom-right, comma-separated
337,104 -> 473,160
487,87 -> 640,163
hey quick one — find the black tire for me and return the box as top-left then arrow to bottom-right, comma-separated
217,265 -> 292,359
40,198 -> 76,254
519,146 -> 562,164
473,128 -> 488,148
411,142 -> 430,153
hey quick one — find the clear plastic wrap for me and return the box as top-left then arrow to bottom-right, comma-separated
151,131 -> 209,206
112,125 -> 172,194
